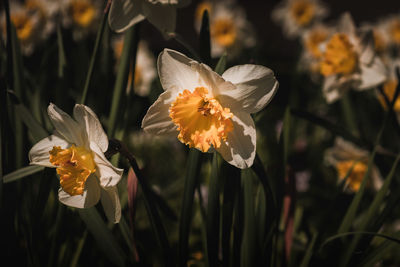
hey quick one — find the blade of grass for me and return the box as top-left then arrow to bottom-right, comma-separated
80,1 -> 108,105
221,163 -> 240,267
206,152 -> 221,267
340,94 -> 358,135
78,207 -> 126,267
56,23 -> 67,78
179,149 -> 202,267
299,231 -> 318,267
3,165 -> 45,183
241,169 -> 257,267
199,10 -> 211,64
108,26 -> 137,137
69,230 -> 88,267
214,53 -> 227,75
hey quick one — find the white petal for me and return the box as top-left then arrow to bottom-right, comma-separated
216,112 -> 256,169
100,186 -> 121,223
142,1 -> 176,35
357,58 -> 387,90
141,90 -> 178,135
29,133 -> 69,167
338,12 -> 356,37
73,104 -> 109,153
158,49 -> 200,94
220,64 -> 279,113
47,103 -> 85,146
108,0 -> 145,32
58,175 -> 101,208
90,142 -> 124,188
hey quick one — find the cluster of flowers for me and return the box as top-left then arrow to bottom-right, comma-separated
273,0 -> 400,192
25,0 -> 278,222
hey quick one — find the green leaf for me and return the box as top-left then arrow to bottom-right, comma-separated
199,10 -> 211,64
69,230 -> 87,267
3,165 -> 44,183
283,107 -> 291,168
214,53 -> 227,75
299,232 -> 318,267
78,207 -> 126,267
108,26 -> 137,137
241,169 -> 257,267
179,149 -> 202,267
80,4 -> 108,105
56,23 -> 67,78
206,153 -> 221,266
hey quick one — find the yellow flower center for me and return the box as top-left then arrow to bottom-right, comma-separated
336,160 -> 367,192
195,1 -> 212,22
290,0 -> 315,26
379,79 -> 400,112
320,33 -> 358,76
11,13 -> 34,42
211,18 -> 237,48
389,19 -> 400,45
71,0 -> 96,28
305,28 -> 328,58
49,145 -> 96,196
169,87 -> 234,152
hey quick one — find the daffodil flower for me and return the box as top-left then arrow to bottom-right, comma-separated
141,49 -> 278,169
325,137 -> 382,192
29,104 -> 123,223
108,0 -> 191,36
319,13 -> 387,103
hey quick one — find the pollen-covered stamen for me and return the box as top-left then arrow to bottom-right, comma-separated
169,87 -> 234,152
70,0 -> 95,28
336,160 -> 367,192
49,145 -> 96,196
211,18 -> 237,47
320,33 -> 358,76
290,0 -> 315,26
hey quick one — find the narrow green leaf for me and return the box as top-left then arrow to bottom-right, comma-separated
320,231 -> 400,250
3,165 -> 44,183
357,231 -> 400,267
78,207 -> 126,267
206,153 -> 221,267
283,107 -> 291,168
221,163 -> 240,267
299,232 -> 318,267
69,230 -> 87,267
179,149 -> 202,267
214,53 -> 227,75
290,109 -> 366,149
80,3 -> 108,105
199,10 -> 211,64
241,169 -> 257,267
56,23 -> 67,78
108,26 -> 137,137
340,94 -> 358,135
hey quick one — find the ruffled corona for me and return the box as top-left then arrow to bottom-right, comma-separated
49,145 -> 96,196
169,87 -> 233,152
320,33 -> 358,76
290,0 -> 315,26
336,160 -> 367,192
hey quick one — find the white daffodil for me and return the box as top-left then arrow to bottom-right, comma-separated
0,2 -> 41,55
325,137 -> 382,193
379,14 -> 400,52
61,0 -> 102,40
29,103 -> 124,223
194,0 -> 255,57
272,0 -> 328,39
319,13 -> 387,103
112,38 -> 156,97
108,0 -> 191,36
141,49 -> 278,169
